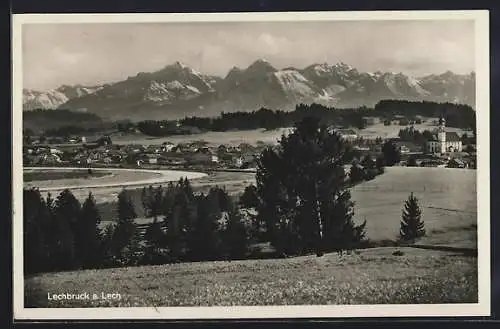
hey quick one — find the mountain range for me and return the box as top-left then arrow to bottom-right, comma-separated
22,60 -> 475,120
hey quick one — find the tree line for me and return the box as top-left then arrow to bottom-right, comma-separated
24,179 -> 251,275
134,100 -> 475,137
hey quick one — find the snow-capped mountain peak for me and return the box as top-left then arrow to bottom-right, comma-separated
22,60 -> 475,119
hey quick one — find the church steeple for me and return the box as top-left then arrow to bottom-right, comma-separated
438,115 -> 446,127
438,114 -> 446,153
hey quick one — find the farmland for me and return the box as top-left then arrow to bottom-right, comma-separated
24,167 -> 208,203
111,127 -> 294,146
350,167 -> 476,248
110,119 -> 471,147
357,120 -> 471,139
23,169 -> 110,182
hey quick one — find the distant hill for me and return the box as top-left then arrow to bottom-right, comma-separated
22,60 -> 476,121
23,109 -> 105,133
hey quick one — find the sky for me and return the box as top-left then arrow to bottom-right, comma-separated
22,20 -> 475,91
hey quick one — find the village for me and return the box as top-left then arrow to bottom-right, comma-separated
22,116 -> 477,172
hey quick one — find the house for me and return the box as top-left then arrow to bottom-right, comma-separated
50,148 -> 64,155
160,156 -> 187,165
36,154 -> 62,165
161,142 -> 176,152
447,158 -> 466,169
426,116 -> 462,154
337,129 -> 358,142
234,154 -> 256,168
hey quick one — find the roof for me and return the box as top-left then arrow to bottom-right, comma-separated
445,132 -> 461,142
428,132 -> 462,142
338,129 -> 357,136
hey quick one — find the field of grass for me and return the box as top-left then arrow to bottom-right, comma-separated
95,167 -> 477,250
350,167 -> 476,248
24,247 -> 477,307
23,170 -> 110,182
23,166 -> 478,308
112,128 -> 294,146
357,120 -> 471,139
111,118 -> 472,146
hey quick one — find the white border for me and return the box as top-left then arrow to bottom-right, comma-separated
12,10 -> 491,320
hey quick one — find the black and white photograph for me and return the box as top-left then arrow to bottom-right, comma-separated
12,11 -> 490,320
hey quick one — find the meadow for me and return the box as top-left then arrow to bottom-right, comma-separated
111,128 -> 294,146
350,167 -> 477,248
110,118 -> 471,146
357,119 -> 471,139
23,166 -> 478,307
94,167 -> 477,249
24,246 -> 477,307
23,170 -> 110,182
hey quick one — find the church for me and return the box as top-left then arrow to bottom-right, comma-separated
426,116 -> 462,154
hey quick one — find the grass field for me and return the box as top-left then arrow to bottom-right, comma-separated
23,170 -> 110,182
112,128 -> 294,146
350,167 -> 476,248
24,247 -> 477,307
95,167 -> 477,249
111,119 -> 471,146
25,168 -> 208,204
357,120 -> 471,139
23,166 -> 478,308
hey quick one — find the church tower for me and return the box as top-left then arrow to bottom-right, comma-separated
438,115 -> 446,154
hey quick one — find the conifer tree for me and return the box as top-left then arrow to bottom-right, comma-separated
141,185 -> 163,222
23,188 -> 50,274
142,221 -> 167,265
239,184 -> 259,209
53,189 -> 81,270
400,192 -> 425,241
382,141 -> 401,166
113,189 -> 141,265
255,117 -> 365,256
223,204 -> 249,260
186,192 -> 222,261
76,192 -> 103,269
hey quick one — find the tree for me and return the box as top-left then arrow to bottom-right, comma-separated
141,186 -> 164,222
239,184 -> 259,209
142,221 -> 167,265
52,189 -> 81,270
186,192 -> 222,261
382,141 -> 401,166
349,163 -> 364,184
223,205 -> 249,260
76,193 -> 103,269
400,192 -> 425,241
323,190 -> 366,252
256,116 -> 366,257
407,155 -> 418,167
112,190 -> 141,265
165,183 -> 197,262
23,188 -> 51,274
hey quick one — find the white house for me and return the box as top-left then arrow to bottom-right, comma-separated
337,129 -> 358,142
426,116 -> 462,154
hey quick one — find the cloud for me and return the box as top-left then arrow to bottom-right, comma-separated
51,47 -> 87,66
21,20 -> 475,90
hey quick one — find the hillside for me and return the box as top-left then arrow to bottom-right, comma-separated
23,109 -> 105,133
24,247 -> 477,307
22,60 -> 476,120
